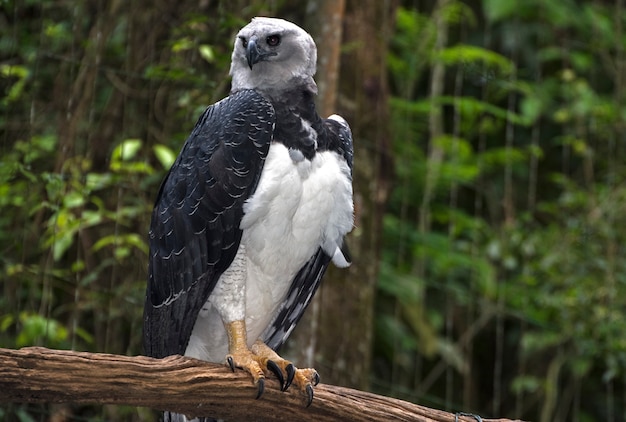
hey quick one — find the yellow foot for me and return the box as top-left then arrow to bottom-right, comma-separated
225,320 -> 320,406
292,367 -> 320,406
225,348 -> 267,399
251,340 -> 320,407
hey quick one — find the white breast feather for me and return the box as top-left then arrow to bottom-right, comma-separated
186,142 -> 353,362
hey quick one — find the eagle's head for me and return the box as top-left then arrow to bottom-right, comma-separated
229,17 -> 318,95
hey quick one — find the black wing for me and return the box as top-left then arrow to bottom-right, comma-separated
263,116 -> 354,351
263,248 -> 331,351
143,89 -> 274,358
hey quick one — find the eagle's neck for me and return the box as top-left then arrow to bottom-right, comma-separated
266,86 -> 323,161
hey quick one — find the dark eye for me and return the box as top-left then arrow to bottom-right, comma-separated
239,37 -> 248,48
266,34 -> 281,47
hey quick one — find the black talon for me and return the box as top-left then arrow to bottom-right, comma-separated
305,384 -> 314,408
255,378 -> 265,400
266,360 -> 284,391
312,371 -> 320,386
283,364 -> 295,391
227,356 -> 236,372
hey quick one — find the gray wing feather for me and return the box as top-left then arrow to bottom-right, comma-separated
143,89 -> 274,358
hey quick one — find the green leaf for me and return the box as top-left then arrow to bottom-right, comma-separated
521,331 -> 565,356
0,314 -> 14,332
71,259 -> 85,272
172,37 -> 194,52
520,95 -> 543,124
93,233 -> 148,255
436,45 -> 514,77
16,312 -> 68,348
511,375 -> 541,394
46,209 -> 77,261
110,160 -> 153,174
438,338 -> 468,374
51,231 -> 75,261
63,191 -> 86,208
0,64 -> 29,104
111,139 -> 142,163
74,327 -> 94,345
153,144 -> 177,170
85,173 -> 113,191
483,0 -> 519,23
199,44 -> 215,63
81,210 -> 103,227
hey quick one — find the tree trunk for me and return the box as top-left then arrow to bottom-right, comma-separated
285,0 -> 347,381
304,0 -> 346,118
0,347 -> 524,422
287,0 -> 397,391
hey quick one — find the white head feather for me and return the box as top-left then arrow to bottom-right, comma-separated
229,17 -> 318,95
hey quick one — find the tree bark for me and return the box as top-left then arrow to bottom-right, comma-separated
305,0 -> 346,117
0,347 -> 524,422
300,0 -> 397,390
285,0 -> 347,378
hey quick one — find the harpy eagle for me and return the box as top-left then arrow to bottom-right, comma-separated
143,16 -> 354,416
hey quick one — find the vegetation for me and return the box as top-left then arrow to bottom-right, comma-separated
1,1 -> 625,421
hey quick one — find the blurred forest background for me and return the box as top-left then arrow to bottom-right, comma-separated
1,0 -> 625,421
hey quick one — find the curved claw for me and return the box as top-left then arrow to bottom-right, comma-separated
283,364 -> 295,391
266,359 -> 284,391
312,371 -> 320,386
255,377 -> 265,400
305,384 -> 314,407
227,356 -> 236,373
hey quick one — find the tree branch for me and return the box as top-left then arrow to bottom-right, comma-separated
0,347 -> 522,422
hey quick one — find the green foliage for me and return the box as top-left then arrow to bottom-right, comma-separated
2,1 -> 625,421
0,2 -> 264,419
0,64 -> 29,105
17,312 -> 68,348
510,182 -> 626,379
377,2 -> 626,420
388,7 -> 436,96
39,139 -> 156,263
0,133 -> 166,351
436,45 -> 514,78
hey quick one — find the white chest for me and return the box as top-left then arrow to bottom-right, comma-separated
239,142 -> 353,331
242,143 -> 352,269
185,142 -> 353,361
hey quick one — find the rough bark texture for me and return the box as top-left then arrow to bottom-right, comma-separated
292,0 -> 398,391
305,0 -> 346,117
0,347 -> 524,422
286,0 -> 398,392
285,0 -> 348,378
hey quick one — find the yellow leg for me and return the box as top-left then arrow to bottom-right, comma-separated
226,320 -> 248,354
223,320 -> 320,406
224,320 -> 266,397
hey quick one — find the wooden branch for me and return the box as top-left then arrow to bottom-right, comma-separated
0,347 -> 523,422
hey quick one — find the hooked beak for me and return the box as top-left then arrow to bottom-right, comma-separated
246,37 -> 276,70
